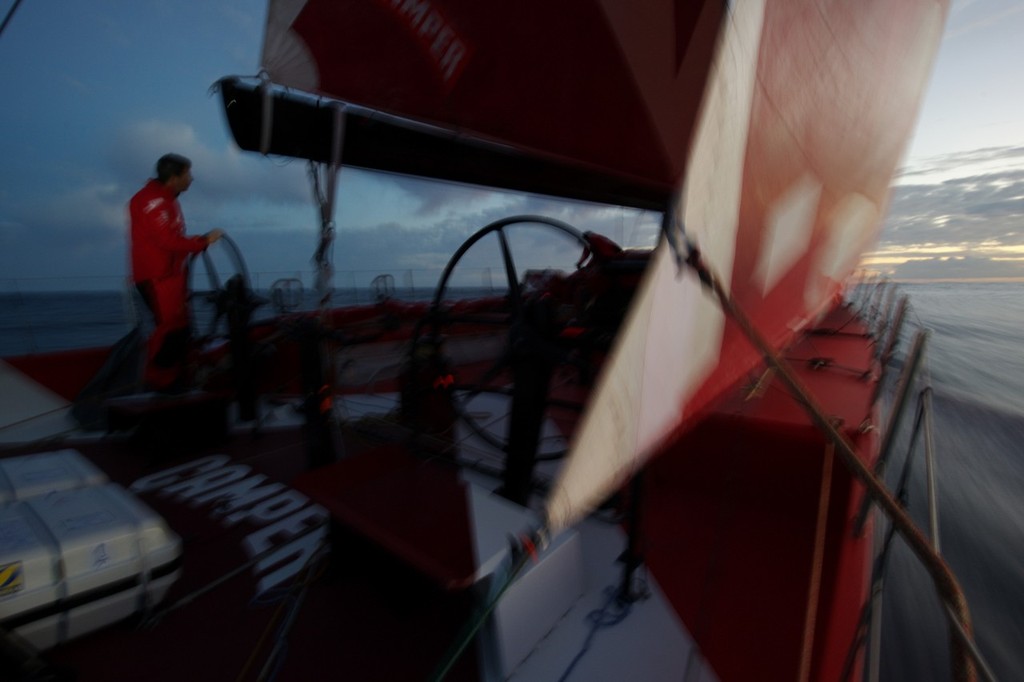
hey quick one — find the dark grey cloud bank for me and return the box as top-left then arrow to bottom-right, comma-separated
873,145 -> 1024,280
328,178 -> 660,293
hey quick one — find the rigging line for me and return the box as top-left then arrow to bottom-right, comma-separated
0,401 -> 129,453
0,404 -> 74,434
0,365 -> 148,439
840,480 -> 906,682
843,368 -> 940,679
257,546 -> 329,682
798,441 -> 834,682
557,585 -> 636,682
882,386 -> 992,682
838,582 -> 875,681
429,528 -> 547,682
681,245 -> 979,682
783,356 -> 872,378
809,304 -> 863,336
0,0 -> 24,39
235,587 -> 291,682
234,544 -> 329,682
141,523 -> 327,629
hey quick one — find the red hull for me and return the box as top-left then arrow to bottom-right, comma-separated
644,306 -> 879,680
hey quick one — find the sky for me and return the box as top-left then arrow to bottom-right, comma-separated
865,0 -> 1024,281
0,0 -> 1022,293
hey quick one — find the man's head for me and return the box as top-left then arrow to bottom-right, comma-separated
156,153 -> 193,195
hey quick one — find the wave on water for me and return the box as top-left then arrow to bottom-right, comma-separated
900,282 -> 1024,416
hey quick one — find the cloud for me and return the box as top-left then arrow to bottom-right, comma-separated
945,0 -> 1024,39
873,146 -> 1024,280
880,255 -> 1024,281
0,115 -> 319,288
109,119 -> 310,205
896,146 -> 1024,185
322,185 -> 661,293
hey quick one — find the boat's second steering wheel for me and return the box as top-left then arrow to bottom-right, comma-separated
430,215 -> 594,321
420,215 -> 598,458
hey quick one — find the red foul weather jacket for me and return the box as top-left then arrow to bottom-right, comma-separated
129,179 -> 207,284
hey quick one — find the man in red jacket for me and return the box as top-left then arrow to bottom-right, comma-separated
129,153 -> 222,392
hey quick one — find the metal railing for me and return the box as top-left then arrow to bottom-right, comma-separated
680,248 -> 992,682
846,281 -> 997,682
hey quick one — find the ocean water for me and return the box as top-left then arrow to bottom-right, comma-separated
875,283 -> 1024,682
0,282 -> 1021,680
0,284 -> 455,357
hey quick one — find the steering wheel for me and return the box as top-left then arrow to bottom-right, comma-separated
187,231 -> 259,341
430,215 -> 594,316
418,215 -> 598,460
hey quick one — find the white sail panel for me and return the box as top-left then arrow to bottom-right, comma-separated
261,0 -> 319,92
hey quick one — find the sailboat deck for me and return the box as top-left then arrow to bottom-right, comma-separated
0,306 -> 879,681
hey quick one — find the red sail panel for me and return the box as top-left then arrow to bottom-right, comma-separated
546,0 -> 948,535
689,0 -> 949,417
261,0 -> 724,200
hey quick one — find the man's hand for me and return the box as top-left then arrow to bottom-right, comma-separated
205,229 -> 225,245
